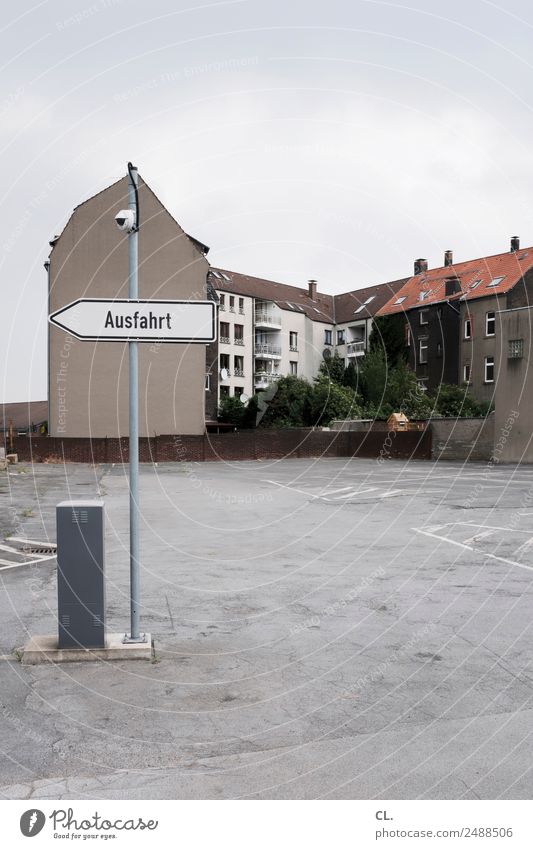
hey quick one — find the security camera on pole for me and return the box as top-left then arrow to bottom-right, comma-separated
120,162 -> 143,643
41,163 -> 216,665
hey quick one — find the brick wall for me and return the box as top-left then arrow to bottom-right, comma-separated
13,427 -> 432,464
430,416 -> 494,462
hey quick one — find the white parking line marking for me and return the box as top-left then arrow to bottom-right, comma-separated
463,529 -> 495,545
329,487 -> 378,500
319,486 -> 354,497
513,536 -> 533,556
262,480 -> 316,497
412,528 -> 533,573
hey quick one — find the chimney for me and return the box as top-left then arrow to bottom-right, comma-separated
445,275 -> 460,297
444,250 -> 453,267
308,279 -> 317,299
511,236 -> 520,253
414,258 -> 428,275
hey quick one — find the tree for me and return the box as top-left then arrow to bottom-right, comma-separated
309,378 -> 362,426
342,361 -> 359,391
368,314 -> 407,367
429,383 -> 490,418
358,347 -> 388,410
385,359 -> 432,419
317,351 -> 345,385
257,376 -> 313,428
218,394 -> 260,428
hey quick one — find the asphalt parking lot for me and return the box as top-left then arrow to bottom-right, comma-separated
1,456 -> 532,799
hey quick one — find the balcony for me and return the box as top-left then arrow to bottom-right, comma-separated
255,311 -> 282,329
220,335 -> 230,345
347,340 -> 365,356
233,337 -> 245,346
254,343 -> 282,359
234,368 -> 245,377
254,372 -> 281,389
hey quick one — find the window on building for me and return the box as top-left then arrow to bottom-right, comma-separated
508,339 -> 524,359
205,373 -> 211,391
220,353 -> 230,372
239,298 -> 245,314
486,311 -> 495,336
463,363 -> 471,383
220,322 -> 230,342
234,324 -> 244,345
464,317 -> 472,339
290,361 -> 298,375
229,296 -> 235,312
289,331 -> 298,351
419,309 -> 429,325
234,355 -> 244,377
485,355 -> 495,383
219,385 -> 230,397
487,276 -> 505,288
324,329 -> 332,345
405,323 -> 411,346
394,296 -> 406,305
419,338 -> 428,364
233,386 -> 244,397
219,294 -> 225,310
337,329 -> 345,345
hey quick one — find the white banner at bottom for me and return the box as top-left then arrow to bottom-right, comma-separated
2,799 -> 531,847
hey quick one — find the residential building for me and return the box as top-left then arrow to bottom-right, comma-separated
333,279 -> 407,366
494,303 -> 533,461
209,272 -> 335,402
47,174 -> 211,437
204,270 -> 410,410
377,241 -> 533,399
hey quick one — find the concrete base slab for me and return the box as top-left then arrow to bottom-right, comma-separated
21,633 -> 153,664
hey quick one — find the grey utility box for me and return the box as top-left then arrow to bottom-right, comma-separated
56,500 -> 106,649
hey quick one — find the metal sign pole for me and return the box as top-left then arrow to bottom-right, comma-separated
126,163 -> 143,643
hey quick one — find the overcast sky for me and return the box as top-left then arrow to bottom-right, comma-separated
2,0 -> 533,401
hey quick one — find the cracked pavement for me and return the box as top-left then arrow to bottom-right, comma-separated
0,457 -> 532,799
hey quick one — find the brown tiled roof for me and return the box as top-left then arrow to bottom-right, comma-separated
210,268 -> 405,324
210,269 -> 335,323
334,278 -> 408,323
378,248 -> 533,316
1,401 -> 48,432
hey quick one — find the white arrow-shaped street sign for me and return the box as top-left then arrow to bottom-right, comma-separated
49,298 -> 217,342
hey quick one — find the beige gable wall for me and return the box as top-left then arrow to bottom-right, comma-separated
49,176 -> 209,437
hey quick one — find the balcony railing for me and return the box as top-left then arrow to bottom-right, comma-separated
254,343 -> 282,357
347,340 -> 365,356
229,306 -> 235,313
220,336 -> 230,344
289,345 -> 298,352
234,337 -> 245,346
255,311 -> 282,327
254,372 -> 281,386
219,304 -> 225,311
234,368 -> 245,377
239,308 -> 245,315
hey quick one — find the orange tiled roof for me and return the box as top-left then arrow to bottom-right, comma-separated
377,248 -> 533,316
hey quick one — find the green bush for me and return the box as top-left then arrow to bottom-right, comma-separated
310,378 -> 362,426
257,376 -> 313,428
429,383 -> 491,418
